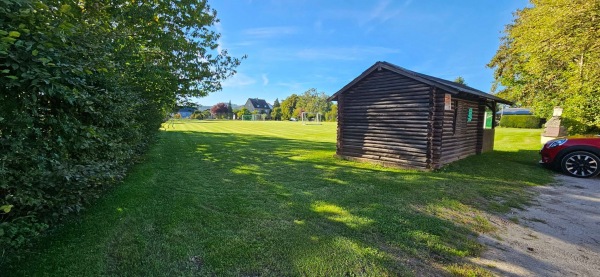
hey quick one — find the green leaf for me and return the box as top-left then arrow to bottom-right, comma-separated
32,49 -> 38,56
8,31 -> 20,38
6,75 -> 17,80
1,69 -> 9,74
1,37 -> 16,43
0,30 -> 7,36
60,4 -> 72,13
1,204 -> 13,213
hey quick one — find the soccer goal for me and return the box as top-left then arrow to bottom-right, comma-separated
301,112 -> 322,125
252,114 -> 263,121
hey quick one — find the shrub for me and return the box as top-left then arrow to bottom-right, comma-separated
190,110 -> 204,120
499,115 -> 542,128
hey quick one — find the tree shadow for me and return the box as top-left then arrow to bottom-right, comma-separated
4,129 -> 557,276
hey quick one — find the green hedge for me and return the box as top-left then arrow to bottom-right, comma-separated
0,0 -> 240,261
499,115 -> 542,128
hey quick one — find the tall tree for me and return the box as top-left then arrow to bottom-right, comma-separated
280,94 -> 299,120
488,0 -> 600,133
295,88 -> 330,115
273,98 -> 280,108
228,100 -> 233,119
270,107 -> 282,120
211,102 -> 229,118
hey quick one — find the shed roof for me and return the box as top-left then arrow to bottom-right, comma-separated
247,98 -> 270,109
328,61 -> 512,105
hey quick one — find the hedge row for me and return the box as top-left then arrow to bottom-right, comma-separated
0,0 -> 240,260
499,115 -> 542,128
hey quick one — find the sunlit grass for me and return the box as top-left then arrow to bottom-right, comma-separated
4,120 -> 551,276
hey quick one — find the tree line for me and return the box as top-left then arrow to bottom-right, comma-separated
181,88 -> 339,121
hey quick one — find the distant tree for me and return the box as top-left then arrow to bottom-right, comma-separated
201,110 -> 212,119
273,98 -> 281,108
454,76 -> 466,85
190,110 -> 204,120
236,107 -> 250,119
296,89 -> 314,112
295,88 -> 330,115
227,100 -> 233,119
271,107 -> 282,121
210,103 -> 229,119
292,107 -> 305,119
312,92 -> 331,115
280,94 -> 299,120
488,0 -> 600,133
325,104 -> 338,122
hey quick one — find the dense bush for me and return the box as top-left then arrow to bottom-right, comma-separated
190,110 -> 204,120
0,0 -> 241,259
499,115 -> 542,128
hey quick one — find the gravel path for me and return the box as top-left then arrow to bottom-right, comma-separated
472,175 -> 600,276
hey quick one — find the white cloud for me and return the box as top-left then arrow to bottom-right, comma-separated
221,73 -> 256,88
296,46 -> 401,61
214,22 -> 224,53
244,26 -> 297,38
359,0 -> 402,26
262,74 -> 269,85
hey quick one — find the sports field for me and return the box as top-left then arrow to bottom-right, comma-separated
5,121 -> 550,276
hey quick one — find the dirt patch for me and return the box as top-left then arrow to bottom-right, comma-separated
472,175 -> 600,276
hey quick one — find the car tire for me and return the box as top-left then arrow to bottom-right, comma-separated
560,151 -> 600,178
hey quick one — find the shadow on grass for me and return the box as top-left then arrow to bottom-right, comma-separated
4,130 -> 555,276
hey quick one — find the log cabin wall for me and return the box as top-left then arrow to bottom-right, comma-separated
336,69 -> 432,169
439,97 -> 482,166
430,89 -> 446,169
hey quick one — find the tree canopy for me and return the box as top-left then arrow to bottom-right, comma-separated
488,0 -> 600,133
211,102 -> 229,118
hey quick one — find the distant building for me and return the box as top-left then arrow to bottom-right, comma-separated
245,98 -> 271,114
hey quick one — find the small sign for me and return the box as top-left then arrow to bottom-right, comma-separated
467,108 -> 473,122
444,94 -> 452,110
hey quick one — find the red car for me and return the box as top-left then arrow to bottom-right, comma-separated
540,136 -> 600,178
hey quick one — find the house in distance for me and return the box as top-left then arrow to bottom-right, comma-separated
328,61 -> 512,170
245,98 -> 272,114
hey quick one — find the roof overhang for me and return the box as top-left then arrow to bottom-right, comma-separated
328,61 -> 513,105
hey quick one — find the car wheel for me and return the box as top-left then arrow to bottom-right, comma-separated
561,151 -> 600,178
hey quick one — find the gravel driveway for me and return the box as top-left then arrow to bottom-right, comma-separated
472,175 -> 600,276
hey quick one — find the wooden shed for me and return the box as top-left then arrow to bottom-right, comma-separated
328,61 -> 512,170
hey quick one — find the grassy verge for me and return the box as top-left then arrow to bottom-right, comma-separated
3,122 -> 551,276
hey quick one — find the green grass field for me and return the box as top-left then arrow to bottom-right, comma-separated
4,121 -> 551,276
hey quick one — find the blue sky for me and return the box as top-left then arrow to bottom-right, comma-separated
196,0 -> 529,106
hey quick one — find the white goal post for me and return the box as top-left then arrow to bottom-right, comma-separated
301,112 -> 322,125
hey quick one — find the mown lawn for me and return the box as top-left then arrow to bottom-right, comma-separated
4,122 -> 551,276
